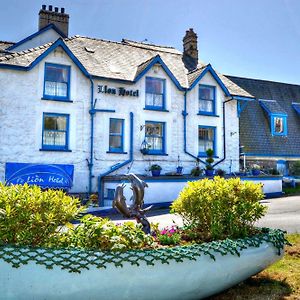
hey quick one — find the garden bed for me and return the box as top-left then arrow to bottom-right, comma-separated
0,229 -> 285,300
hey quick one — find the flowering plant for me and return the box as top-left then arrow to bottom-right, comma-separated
155,225 -> 181,246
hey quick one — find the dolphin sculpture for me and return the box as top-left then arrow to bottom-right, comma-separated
112,183 -> 131,218
112,174 -> 152,234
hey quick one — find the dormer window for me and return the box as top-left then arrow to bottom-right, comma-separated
145,77 -> 166,110
198,85 -> 216,115
271,115 -> 287,136
259,99 -> 287,136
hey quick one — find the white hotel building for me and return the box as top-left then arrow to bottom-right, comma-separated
1,6 -> 276,206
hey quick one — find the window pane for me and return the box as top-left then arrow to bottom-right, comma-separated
43,115 -> 68,148
145,136 -> 162,151
43,131 -> 66,146
45,82 -> 68,97
146,78 -> 164,94
44,64 -> 69,98
199,99 -> 213,112
110,119 -> 122,134
199,86 -> 214,100
45,66 -> 68,82
145,122 -> 164,152
199,127 -> 214,153
44,116 -> 57,130
109,136 -> 122,149
145,78 -> 165,109
146,123 -> 163,137
274,117 -> 284,133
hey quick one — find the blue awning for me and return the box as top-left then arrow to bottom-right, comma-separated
5,162 -> 74,189
292,103 -> 300,115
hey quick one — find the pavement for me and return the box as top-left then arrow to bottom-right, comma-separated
109,195 -> 300,233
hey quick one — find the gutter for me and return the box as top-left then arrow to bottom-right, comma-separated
212,97 -> 234,168
88,76 -> 116,195
182,89 -> 206,164
88,76 -> 94,194
97,112 -> 134,206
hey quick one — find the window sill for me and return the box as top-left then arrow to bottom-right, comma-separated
198,155 -> 219,158
40,148 -> 72,152
144,153 -> 168,156
144,107 -> 169,112
41,97 -> 73,103
106,151 -> 128,154
197,112 -> 219,117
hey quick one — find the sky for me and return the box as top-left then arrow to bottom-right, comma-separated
1,0 -> 300,84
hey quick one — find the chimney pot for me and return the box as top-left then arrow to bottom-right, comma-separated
42,4 -> 46,10
39,5 -> 69,36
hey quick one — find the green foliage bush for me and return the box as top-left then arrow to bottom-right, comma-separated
205,148 -> 214,170
290,161 -> 300,175
54,215 -> 155,251
0,184 -> 82,246
171,176 -> 266,241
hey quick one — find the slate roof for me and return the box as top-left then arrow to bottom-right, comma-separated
259,99 -> 287,115
226,75 -> 300,157
0,35 -> 251,97
0,41 -> 14,51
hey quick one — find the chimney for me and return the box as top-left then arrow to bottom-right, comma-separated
39,5 -> 69,37
182,28 -> 198,71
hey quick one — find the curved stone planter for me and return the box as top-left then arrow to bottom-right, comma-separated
0,229 -> 285,300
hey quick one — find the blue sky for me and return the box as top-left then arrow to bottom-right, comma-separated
1,0 -> 300,84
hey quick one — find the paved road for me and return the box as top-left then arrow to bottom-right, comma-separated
256,196 -> 300,233
110,196 -> 300,233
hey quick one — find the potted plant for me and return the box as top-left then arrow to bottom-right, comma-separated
205,148 -> 214,176
150,164 -> 162,176
176,155 -> 183,175
251,164 -> 261,176
216,168 -> 226,177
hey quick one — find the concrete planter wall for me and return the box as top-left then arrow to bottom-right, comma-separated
0,230 -> 285,300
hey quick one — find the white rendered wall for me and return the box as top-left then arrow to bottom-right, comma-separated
0,52 -> 240,193
0,46 -> 90,193
11,29 -> 62,52
103,177 -> 282,207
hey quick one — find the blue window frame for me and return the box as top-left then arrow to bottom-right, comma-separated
145,121 -> 165,154
198,126 -> 216,156
109,118 -> 124,152
145,77 -> 166,110
42,113 -> 69,150
43,63 -> 71,101
271,115 -> 287,136
198,85 -> 216,115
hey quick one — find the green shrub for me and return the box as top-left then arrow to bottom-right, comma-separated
0,184 -> 82,246
54,215 -> 155,251
191,166 -> 203,176
205,148 -> 214,170
171,177 -> 266,241
290,161 -> 300,175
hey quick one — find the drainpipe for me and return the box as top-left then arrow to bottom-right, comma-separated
212,97 -> 234,168
88,76 -> 94,194
182,89 -> 206,164
98,112 -> 134,206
